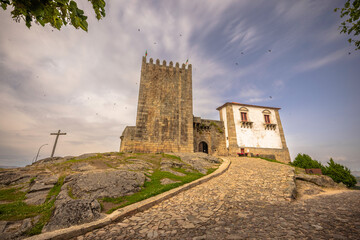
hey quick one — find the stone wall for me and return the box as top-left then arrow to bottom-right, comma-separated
193,117 -> 227,156
121,57 -> 194,153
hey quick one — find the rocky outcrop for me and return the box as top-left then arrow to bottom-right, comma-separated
295,173 -> 346,188
0,171 -> 33,186
25,175 -> 59,205
0,152 -> 222,239
1,218 -> 39,240
64,170 -> 145,199
172,152 -> 222,174
43,198 -> 102,232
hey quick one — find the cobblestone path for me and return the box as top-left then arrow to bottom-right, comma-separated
76,157 -> 360,239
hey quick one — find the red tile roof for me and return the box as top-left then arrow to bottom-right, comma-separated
216,102 -> 281,110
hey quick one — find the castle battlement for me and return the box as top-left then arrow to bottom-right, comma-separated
142,56 -> 192,72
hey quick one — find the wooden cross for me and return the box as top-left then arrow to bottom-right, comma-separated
50,130 -> 67,158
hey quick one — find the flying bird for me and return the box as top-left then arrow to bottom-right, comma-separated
235,62 -> 239,65
268,50 -> 271,52
241,52 -> 244,55
138,29 -> 140,31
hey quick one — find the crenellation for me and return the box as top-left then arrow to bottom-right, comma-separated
143,57 -> 191,70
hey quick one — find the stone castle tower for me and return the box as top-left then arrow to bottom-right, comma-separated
120,56 -> 194,153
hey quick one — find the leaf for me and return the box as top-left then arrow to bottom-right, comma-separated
79,19 -> 88,31
1,3 -> 7,10
2,0 -> 106,31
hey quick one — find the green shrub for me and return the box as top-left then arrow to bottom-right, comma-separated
323,158 -> 357,188
291,153 -> 325,171
292,153 -> 357,188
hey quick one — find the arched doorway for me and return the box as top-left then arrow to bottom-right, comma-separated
199,141 -> 208,154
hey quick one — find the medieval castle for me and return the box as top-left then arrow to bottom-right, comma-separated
120,57 -> 291,163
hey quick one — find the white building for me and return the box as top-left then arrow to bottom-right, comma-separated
217,102 -> 290,163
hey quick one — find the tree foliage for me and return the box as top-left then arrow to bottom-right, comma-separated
291,153 -> 357,188
334,0 -> 360,50
292,153 -> 325,170
0,0 -> 106,31
324,158 -> 357,188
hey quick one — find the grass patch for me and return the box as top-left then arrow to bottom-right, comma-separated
0,175 -> 65,229
59,154 -> 100,165
26,204 -> 53,236
124,156 -> 137,161
206,168 -> 217,175
104,169 -> 204,214
26,175 -> 66,236
45,175 -> 65,202
0,201 -> 50,221
161,153 -> 181,161
0,188 -> 26,202
252,156 -> 288,165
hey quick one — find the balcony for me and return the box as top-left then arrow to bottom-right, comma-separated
264,123 -> 276,130
240,121 -> 253,128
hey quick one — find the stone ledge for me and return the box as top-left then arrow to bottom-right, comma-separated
25,157 -> 231,240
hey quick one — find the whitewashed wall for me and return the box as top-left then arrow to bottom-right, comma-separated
232,105 -> 283,149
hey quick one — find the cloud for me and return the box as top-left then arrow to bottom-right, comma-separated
0,1 -> 359,172
294,49 -> 346,72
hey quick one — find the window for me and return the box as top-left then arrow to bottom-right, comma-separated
239,107 -> 252,128
264,114 -> 270,124
262,109 -> 276,130
241,112 -> 248,122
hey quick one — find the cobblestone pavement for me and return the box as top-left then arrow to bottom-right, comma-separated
76,157 -> 360,239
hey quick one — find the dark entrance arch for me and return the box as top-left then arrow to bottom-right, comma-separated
199,141 -> 208,154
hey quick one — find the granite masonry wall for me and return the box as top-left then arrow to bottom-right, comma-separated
193,117 -> 227,156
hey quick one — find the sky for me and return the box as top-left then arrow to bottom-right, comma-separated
0,0 -> 359,171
